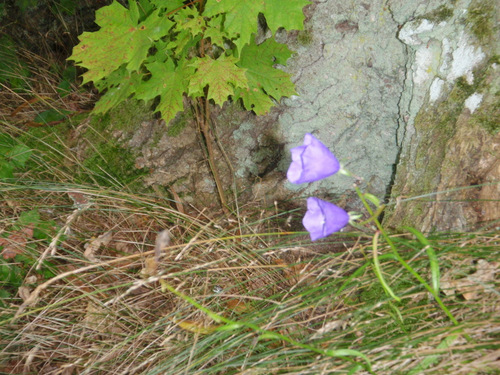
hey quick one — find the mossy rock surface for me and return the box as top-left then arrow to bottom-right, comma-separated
384,0 -> 499,232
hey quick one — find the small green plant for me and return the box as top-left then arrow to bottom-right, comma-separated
0,209 -> 56,309
68,0 -> 309,208
0,35 -> 31,91
0,132 -> 32,180
68,0 -> 307,122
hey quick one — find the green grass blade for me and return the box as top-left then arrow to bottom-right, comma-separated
405,226 -> 441,294
372,231 -> 401,302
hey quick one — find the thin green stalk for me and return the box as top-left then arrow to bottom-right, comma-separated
355,187 -> 460,327
372,231 -> 401,302
405,226 -> 441,294
334,253 -> 399,297
160,279 -> 373,372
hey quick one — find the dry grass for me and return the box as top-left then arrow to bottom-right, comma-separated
1,39 -> 499,375
0,44 -> 93,132
1,181 -> 499,374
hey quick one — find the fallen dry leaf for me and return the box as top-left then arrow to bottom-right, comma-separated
18,286 -> 31,302
274,258 -> 318,286
226,299 -> 252,314
441,259 -> 498,300
140,256 -> 158,278
0,225 -> 34,259
311,319 -> 350,340
67,191 -> 91,208
82,301 -> 123,334
84,231 -> 113,261
114,241 -> 135,253
25,275 -> 37,284
170,318 -> 219,335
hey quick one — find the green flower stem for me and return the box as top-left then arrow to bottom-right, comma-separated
334,253 -> 399,297
354,187 -> 460,327
372,231 -> 401,302
160,278 -> 373,372
405,226 -> 441,295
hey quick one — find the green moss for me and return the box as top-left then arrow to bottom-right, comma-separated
18,118 -> 147,188
297,29 -> 314,46
89,99 -> 152,135
469,59 -> 500,134
454,77 -> 475,98
414,75 -> 480,173
386,19 -> 498,229
422,5 -> 454,23
81,141 -> 146,188
386,71 -> 487,230
166,110 -> 191,137
80,100 -> 153,188
471,99 -> 499,134
466,0 -> 496,43
488,54 -> 500,65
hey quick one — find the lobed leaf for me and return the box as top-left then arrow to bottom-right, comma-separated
150,0 -> 184,12
67,0 -> 308,124
204,0 -> 310,52
93,69 -> 143,114
264,0 -> 311,32
204,0 -> 264,51
173,7 -> 206,38
188,55 -> 248,106
69,2 -> 173,84
134,59 -> 194,123
204,16 -> 227,48
235,38 -> 296,114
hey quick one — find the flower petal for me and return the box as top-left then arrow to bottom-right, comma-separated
287,133 -> 340,184
302,197 -> 349,241
287,145 -> 307,183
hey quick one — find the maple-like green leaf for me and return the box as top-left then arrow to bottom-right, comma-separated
134,60 -> 194,123
136,0 -> 156,20
235,38 -> 296,114
167,13 -> 204,60
93,69 -> 143,114
204,15 -> 227,48
205,0 -> 310,51
173,7 -> 205,38
127,0 -> 140,23
264,0 -> 311,33
68,0 -> 306,124
148,39 -> 170,64
150,0 -> 184,12
69,1 -> 173,84
235,86 -> 275,115
204,0 -> 264,51
188,56 -> 248,106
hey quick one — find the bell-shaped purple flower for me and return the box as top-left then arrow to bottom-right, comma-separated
287,133 -> 340,184
303,197 -> 349,241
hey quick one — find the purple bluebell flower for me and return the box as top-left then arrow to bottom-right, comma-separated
303,197 -> 349,241
287,133 -> 340,184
